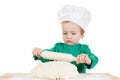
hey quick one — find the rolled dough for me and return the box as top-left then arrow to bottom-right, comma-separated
30,61 -> 79,79
41,51 -> 76,62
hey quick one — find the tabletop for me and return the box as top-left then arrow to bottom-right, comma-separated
0,73 -> 120,80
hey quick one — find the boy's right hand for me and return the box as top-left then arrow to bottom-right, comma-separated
32,47 -> 43,58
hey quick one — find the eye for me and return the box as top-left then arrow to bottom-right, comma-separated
63,32 -> 67,35
72,32 -> 76,35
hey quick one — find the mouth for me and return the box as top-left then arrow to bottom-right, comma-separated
66,40 -> 72,43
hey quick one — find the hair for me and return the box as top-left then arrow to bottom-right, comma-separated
62,21 -> 85,35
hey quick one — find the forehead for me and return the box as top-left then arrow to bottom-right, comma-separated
62,21 -> 81,31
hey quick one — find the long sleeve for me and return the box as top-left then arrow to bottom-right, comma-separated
84,45 -> 99,69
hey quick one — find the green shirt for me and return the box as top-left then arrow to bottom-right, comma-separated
33,42 -> 99,73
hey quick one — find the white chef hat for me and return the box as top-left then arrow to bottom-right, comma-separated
58,5 -> 91,30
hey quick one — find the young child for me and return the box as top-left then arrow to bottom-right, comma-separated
32,5 -> 98,73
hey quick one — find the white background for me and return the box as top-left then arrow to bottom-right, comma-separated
0,0 -> 120,77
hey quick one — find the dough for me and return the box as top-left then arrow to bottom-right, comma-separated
30,61 -> 79,79
41,51 -> 76,62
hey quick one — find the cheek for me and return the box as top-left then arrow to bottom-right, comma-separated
74,35 -> 81,40
62,35 -> 66,40
75,37 -> 80,41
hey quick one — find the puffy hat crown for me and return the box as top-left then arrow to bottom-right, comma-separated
58,5 -> 91,30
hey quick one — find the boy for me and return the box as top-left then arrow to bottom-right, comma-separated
32,5 -> 98,73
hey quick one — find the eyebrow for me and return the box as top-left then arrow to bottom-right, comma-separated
63,30 -> 77,32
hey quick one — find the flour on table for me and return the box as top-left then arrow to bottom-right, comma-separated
30,61 -> 79,79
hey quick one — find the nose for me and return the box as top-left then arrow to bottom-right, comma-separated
66,33 -> 72,38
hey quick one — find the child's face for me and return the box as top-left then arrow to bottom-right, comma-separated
62,21 -> 84,45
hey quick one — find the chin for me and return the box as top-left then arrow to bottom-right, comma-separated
66,43 -> 75,45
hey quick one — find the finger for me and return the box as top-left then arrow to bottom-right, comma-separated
80,54 -> 85,63
84,55 -> 91,65
32,49 -> 35,55
81,54 -> 89,63
32,48 -> 37,54
77,54 -> 87,64
78,54 -> 84,63
32,48 -> 39,56
84,55 -> 89,63
36,53 -> 40,58
84,54 -> 88,60
76,55 -> 80,64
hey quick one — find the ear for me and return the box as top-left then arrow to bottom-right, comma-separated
81,34 -> 84,39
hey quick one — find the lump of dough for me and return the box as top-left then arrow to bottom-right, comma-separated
30,61 -> 79,79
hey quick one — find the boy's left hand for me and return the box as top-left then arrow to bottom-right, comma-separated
76,54 -> 91,65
